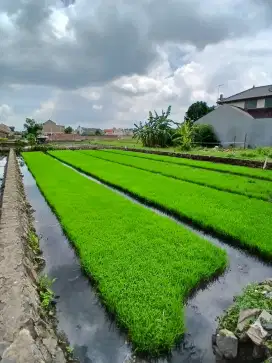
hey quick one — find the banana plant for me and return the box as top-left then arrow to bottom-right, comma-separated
133,106 -> 177,147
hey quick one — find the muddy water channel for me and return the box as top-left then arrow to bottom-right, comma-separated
21,161 -> 272,363
0,156 -> 7,198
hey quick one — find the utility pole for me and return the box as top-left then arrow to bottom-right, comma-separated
217,84 -> 224,102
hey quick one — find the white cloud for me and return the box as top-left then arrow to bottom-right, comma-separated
93,104 -> 103,110
0,104 -> 13,121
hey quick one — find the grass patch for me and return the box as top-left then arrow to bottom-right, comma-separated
219,282 -> 272,333
49,150 -> 272,259
105,149 -> 272,181
80,150 -> 272,201
23,152 -> 227,354
28,230 -> 40,254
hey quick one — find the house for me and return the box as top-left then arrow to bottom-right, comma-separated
104,129 -> 114,136
42,120 -> 65,135
195,85 -> 272,147
104,128 -> 133,136
0,124 -> 12,138
218,85 -> 272,118
76,126 -> 102,136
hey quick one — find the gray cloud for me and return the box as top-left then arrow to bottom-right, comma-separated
1,0 -> 270,91
1,0 -> 272,130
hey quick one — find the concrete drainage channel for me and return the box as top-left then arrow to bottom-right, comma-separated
5,151 -> 272,363
0,150 -> 70,363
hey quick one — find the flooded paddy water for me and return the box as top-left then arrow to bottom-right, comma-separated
21,160 -> 272,363
0,156 -> 7,199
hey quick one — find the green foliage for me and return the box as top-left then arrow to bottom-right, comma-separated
107,150 -> 272,181
24,118 -> 43,140
38,275 -> 56,312
95,129 -> 103,136
192,124 -> 219,147
49,150 -> 272,259
64,126 -> 73,134
28,231 -> 40,254
219,283 -> 272,332
27,133 -> 37,146
133,106 -> 177,148
23,151 -> 227,354
66,346 -> 74,355
174,120 -> 194,150
29,145 -> 54,152
184,101 -> 215,122
80,150 -> 272,201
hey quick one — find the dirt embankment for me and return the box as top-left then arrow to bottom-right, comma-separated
22,145 -> 272,170
0,149 -> 68,363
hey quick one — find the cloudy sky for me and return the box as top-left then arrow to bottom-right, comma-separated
1,0 -> 272,130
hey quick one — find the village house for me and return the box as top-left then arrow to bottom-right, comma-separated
42,120 -> 65,135
0,124 -> 12,138
104,128 -> 133,136
76,126 -> 102,136
196,85 -> 272,147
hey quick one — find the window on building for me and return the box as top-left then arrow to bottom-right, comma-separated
264,98 -> 272,108
245,99 -> 257,109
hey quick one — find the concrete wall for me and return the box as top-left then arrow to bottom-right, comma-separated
195,105 -> 272,147
228,100 -> 245,108
225,98 -> 266,109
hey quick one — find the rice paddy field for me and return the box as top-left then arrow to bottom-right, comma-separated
22,149 -> 272,355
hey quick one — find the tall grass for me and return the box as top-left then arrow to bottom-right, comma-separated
49,150 -> 272,259
105,149 -> 272,181
23,152 -> 227,354
79,150 -> 272,201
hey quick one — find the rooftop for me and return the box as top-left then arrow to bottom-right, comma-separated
219,85 -> 272,103
0,124 -> 11,134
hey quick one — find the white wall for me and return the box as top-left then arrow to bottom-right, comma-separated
228,100 -> 245,108
196,105 -> 272,147
226,98 -> 265,109
257,98 -> 265,108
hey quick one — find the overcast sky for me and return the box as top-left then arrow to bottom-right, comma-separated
1,0 -> 272,130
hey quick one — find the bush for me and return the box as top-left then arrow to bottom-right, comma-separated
193,124 -> 219,148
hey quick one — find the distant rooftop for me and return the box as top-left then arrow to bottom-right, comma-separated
219,85 -> 272,103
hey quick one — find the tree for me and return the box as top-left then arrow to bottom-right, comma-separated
23,118 -> 43,139
185,101 -> 215,123
95,129 -> 103,136
174,119 -> 194,150
64,126 -> 73,134
133,106 -> 178,148
26,133 -> 36,146
193,124 -> 219,147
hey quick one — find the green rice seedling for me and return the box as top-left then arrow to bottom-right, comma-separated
23,152 -> 227,354
49,150 -> 272,259
105,149 -> 272,181
79,150 -> 272,201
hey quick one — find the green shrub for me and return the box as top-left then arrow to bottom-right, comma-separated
193,124 -> 219,147
38,274 -> 56,312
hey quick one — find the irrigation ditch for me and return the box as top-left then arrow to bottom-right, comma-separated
19,153 -> 272,363
0,155 -> 7,202
0,150 -> 73,363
